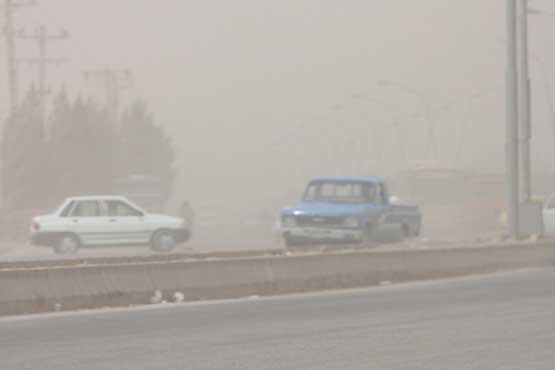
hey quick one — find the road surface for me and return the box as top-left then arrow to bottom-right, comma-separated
2,269 -> 554,370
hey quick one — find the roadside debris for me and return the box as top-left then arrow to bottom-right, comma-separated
172,291 -> 185,303
150,290 -> 163,304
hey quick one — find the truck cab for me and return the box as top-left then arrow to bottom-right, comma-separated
280,176 -> 422,247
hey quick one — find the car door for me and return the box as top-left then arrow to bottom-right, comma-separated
65,200 -> 110,245
103,199 -> 149,244
372,183 -> 397,237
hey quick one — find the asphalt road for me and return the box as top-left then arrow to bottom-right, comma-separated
2,269 -> 554,370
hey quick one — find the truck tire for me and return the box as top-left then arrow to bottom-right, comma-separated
364,223 -> 375,242
414,224 -> 421,237
402,224 -> 420,239
284,235 -> 301,248
402,224 -> 411,238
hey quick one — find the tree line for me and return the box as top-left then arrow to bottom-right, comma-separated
1,88 -> 175,209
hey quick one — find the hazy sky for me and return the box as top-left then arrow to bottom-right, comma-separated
2,0 -> 555,206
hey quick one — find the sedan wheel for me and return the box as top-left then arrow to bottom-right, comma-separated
151,231 -> 177,253
54,234 -> 80,255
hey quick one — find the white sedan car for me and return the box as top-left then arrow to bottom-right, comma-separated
31,196 -> 191,254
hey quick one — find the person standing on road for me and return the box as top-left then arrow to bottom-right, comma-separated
180,201 -> 194,228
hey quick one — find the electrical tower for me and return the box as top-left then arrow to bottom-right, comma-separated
2,0 -> 37,116
18,25 -> 69,120
83,69 -> 133,124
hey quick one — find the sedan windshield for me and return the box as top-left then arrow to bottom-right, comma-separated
303,181 -> 378,204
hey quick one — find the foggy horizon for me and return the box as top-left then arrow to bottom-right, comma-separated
2,0 -> 555,215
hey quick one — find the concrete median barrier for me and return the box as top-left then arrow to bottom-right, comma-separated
1,242 -> 554,316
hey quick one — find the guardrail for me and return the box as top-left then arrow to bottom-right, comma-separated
1,242 -> 554,316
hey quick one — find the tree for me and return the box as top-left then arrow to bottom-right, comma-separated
47,92 -> 119,202
119,99 -> 175,196
1,88 -> 47,208
1,90 -> 174,210
45,89 -> 73,204
78,98 -> 119,194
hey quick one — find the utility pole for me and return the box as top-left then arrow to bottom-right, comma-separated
518,0 -> 532,202
83,69 -> 133,124
2,0 -> 36,116
18,25 -> 69,120
506,0 -> 520,238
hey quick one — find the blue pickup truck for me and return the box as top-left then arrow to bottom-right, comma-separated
280,176 -> 422,247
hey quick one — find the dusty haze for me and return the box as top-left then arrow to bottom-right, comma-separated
2,0 -> 555,247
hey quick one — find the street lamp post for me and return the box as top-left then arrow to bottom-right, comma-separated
519,0 -> 532,202
506,0 -> 520,239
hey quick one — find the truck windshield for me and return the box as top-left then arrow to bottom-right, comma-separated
303,181 -> 378,204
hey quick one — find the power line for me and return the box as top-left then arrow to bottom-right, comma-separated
18,25 -> 69,120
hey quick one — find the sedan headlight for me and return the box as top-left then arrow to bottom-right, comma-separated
282,216 -> 296,228
343,216 -> 360,228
